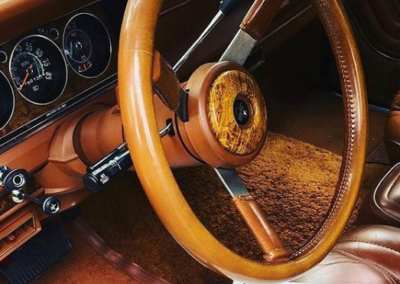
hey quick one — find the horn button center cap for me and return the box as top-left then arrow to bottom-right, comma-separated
233,98 -> 250,126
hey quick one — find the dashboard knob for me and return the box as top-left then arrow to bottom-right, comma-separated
11,190 -> 61,216
0,166 -> 61,216
41,196 -> 61,216
0,167 -> 29,192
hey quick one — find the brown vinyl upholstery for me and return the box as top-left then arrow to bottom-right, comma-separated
296,225 -> 400,284
370,164 -> 400,226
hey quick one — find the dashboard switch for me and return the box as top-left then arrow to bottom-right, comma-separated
11,191 -> 61,216
0,166 -> 61,215
0,167 -> 29,192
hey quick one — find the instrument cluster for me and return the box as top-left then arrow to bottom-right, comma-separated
0,4 -> 116,153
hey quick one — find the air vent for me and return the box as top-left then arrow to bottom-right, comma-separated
0,209 -> 41,260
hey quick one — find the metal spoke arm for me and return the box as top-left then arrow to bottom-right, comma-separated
214,168 -> 288,262
220,0 -> 284,65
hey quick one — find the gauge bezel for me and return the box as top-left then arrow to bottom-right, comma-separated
63,13 -> 112,79
9,34 -> 68,106
0,71 -> 15,130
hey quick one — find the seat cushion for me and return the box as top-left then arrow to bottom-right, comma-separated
295,225 -> 400,284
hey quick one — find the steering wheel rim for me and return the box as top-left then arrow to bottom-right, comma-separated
118,0 -> 368,282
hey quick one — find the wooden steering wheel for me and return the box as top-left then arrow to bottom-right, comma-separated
118,0 -> 368,282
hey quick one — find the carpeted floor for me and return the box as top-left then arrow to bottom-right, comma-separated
81,132 -> 349,284
177,133 -> 343,258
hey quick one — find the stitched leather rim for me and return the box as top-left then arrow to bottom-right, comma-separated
118,0 -> 368,282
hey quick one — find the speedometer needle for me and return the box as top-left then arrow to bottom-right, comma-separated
19,64 -> 33,91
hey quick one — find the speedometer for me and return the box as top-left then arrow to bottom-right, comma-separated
9,35 -> 68,105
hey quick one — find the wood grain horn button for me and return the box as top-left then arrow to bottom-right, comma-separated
207,70 -> 267,155
184,62 -> 268,168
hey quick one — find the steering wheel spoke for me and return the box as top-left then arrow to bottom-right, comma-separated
215,168 -> 288,262
220,0 -> 284,65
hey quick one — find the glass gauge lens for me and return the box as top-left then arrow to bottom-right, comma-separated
0,72 -> 15,130
63,14 -> 111,78
10,35 -> 68,105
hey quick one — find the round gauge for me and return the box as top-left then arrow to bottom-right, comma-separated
0,71 -> 15,130
9,35 -> 68,105
63,13 -> 112,78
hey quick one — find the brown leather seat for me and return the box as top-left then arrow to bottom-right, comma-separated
377,90 -> 400,225
370,164 -> 400,226
295,225 -> 400,284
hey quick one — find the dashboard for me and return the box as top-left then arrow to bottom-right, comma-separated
0,2 -> 117,154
